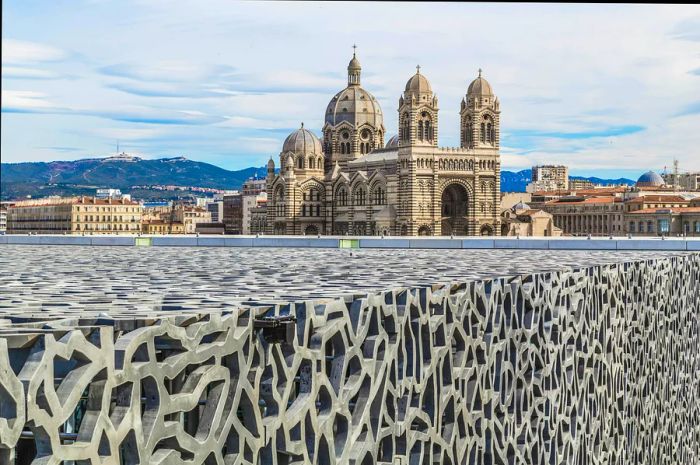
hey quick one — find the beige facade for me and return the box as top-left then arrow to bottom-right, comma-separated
545,197 -> 626,236
568,178 -> 594,190
142,221 -> 185,234
142,204 -> 211,234
501,202 -> 562,236
627,207 -> 700,236
177,207 -> 211,234
7,197 -> 142,234
527,165 -> 569,193
266,53 -> 501,236
241,178 -> 267,234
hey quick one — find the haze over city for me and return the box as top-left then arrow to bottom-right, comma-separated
2,2 -> 699,179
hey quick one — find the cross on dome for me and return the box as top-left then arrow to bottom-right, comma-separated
416,64 -> 421,74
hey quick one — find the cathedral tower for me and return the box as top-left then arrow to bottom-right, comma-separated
323,48 -> 385,168
398,65 -> 439,148
460,69 -> 500,149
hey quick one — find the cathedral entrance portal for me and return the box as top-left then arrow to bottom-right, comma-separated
441,183 -> 469,236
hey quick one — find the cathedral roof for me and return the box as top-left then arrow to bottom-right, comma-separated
467,69 -> 494,96
282,124 -> 323,155
325,84 -> 383,127
385,134 -> 399,148
404,66 -> 432,97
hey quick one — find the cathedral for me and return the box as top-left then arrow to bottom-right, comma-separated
266,49 -> 501,236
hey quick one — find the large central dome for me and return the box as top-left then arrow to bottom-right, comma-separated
325,52 -> 383,128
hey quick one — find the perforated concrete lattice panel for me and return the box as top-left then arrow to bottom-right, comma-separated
0,246 -> 698,464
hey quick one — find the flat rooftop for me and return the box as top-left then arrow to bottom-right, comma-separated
0,245 -> 690,323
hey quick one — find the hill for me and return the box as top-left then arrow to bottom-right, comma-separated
1,155 -> 267,200
1,155 -> 636,200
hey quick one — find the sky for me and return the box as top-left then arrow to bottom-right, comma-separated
2,2 -> 700,179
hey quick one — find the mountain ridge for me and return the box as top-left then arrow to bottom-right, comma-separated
1,156 -> 635,200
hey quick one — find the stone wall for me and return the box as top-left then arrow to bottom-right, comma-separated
0,254 -> 698,464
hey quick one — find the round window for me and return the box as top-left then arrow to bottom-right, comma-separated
341,131 -> 350,140
360,129 -> 371,140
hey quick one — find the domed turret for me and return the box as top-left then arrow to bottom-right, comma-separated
404,65 -> 433,99
324,47 -> 385,164
467,69 -> 494,97
282,123 -> 323,155
398,65 -> 439,147
460,69 -> 500,149
636,171 -> 664,188
347,48 -> 361,86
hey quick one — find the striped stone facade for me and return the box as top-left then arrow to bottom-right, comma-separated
266,53 -> 501,236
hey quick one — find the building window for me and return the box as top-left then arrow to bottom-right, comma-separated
658,219 -> 670,234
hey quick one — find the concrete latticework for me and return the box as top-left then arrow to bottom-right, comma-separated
0,246 -> 698,464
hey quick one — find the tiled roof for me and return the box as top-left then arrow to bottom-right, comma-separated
628,207 -> 700,215
626,195 -> 688,204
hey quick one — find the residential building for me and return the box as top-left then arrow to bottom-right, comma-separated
568,178 -> 594,190
176,206 -> 211,234
241,177 -> 267,235
6,197 -> 142,234
662,172 -> 700,191
95,188 -> 125,199
142,220 -> 185,234
222,194 -> 243,234
206,201 -> 224,223
0,207 -> 7,233
526,165 -> 569,193
250,201 -> 268,235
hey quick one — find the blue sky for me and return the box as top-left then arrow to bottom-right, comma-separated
2,2 -> 700,179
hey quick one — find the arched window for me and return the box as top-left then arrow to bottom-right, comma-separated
418,120 -> 424,141
309,158 -> 315,169
373,186 -> 386,205
354,187 -> 366,205
480,123 -> 486,143
297,157 -> 304,169
335,187 -> 348,206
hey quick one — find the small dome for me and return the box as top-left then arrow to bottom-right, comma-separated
282,124 -> 323,155
636,171 -> 664,187
267,157 -> 275,169
385,134 -> 399,148
404,67 -> 432,96
348,55 -> 361,72
467,69 -> 494,96
512,201 -> 531,212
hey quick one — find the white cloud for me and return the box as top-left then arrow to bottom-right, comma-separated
2,39 -> 66,64
2,2 -> 700,174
